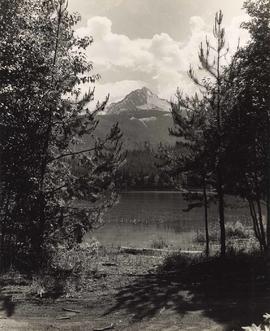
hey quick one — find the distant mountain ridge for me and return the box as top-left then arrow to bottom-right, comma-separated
85,87 -> 177,150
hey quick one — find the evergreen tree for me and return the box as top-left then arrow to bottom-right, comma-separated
222,0 -> 270,251
159,91 -> 214,256
0,0 -> 124,271
190,11 -> 229,256
168,11 -> 230,256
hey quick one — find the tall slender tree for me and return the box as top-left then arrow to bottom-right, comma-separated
188,11 -> 229,256
167,91 -> 213,256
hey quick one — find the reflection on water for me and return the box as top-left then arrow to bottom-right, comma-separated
89,191 -> 251,250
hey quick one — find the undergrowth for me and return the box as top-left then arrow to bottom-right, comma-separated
194,220 -> 252,244
150,236 -> 169,249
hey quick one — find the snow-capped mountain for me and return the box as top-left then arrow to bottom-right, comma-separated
92,87 -> 176,150
105,87 -> 171,115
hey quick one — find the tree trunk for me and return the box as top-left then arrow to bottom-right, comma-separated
266,138 -> 270,279
248,198 -> 266,252
217,164 -> 226,257
215,11 -> 226,257
267,147 -> 270,247
203,177 -> 210,256
256,197 -> 266,249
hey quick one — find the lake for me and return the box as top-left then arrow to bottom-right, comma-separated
87,191 -> 252,250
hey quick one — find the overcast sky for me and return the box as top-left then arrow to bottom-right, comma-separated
68,0 -> 250,104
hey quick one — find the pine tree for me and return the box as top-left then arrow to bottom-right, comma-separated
221,0 -> 270,251
242,0 -> 270,248
186,11 -> 230,256
0,0 -> 124,271
168,91 -> 213,256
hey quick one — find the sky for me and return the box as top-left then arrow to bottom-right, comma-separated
68,0 -> 250,104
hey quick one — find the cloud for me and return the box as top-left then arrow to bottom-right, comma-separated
190,16 -> 206,32
69,0 -> 125,14
93,80 -> 149,104
76,14 -> 250,103
226,14 -> 250,50
84,16 -> 112,40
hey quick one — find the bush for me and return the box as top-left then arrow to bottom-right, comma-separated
194,220 -> 250,244
195,230 -> 218,243
50,239 -> 100,273
150,237 -> 169,249
242,313 -> 270,330
159,251 -> 202,272
30,238 -> 101,297
226,221 -> 250,239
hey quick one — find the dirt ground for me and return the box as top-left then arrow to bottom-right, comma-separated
0,250 -> 269,331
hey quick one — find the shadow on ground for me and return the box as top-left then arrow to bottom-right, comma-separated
106,252 -> 270,331
0,295 -> 15,317
0,278 -> 17,317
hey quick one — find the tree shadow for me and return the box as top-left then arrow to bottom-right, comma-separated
0,279 -> 16,317
0,295 -> 15,317
106,252 -> 270,330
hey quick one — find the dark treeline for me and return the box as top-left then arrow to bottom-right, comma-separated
72,143 -> 179,191
119,145 -> 174,190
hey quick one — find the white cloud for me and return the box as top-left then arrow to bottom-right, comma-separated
190,16 -> 206,33
93,80 -> 149,104
76,14 -> 250,103
84,16 -> 112,40
226,14 -> 250,50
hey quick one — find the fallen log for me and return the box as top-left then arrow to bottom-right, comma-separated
119,246 -> 202,256
62,308 -> 81,314
102,262 -> 117,267
93,323 -> 114,331
57,316 -> 71,320
56,312 -> 76,320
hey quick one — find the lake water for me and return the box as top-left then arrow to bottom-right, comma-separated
89,191 -> 252,250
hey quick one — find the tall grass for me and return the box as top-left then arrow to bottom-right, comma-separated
150,236 -> 169,249
194,220 -> 251,244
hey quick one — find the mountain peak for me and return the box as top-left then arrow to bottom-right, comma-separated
96,88 -> 175,149
140,86 -> 153,95
125,86 -> 154,103
106,87 -> 170,115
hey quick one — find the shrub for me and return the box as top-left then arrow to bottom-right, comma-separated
242,313 -> 270,331
226,221 -> 250,239
194,220 -> 250,244
150,237 -> 169,249
50,239 -> 100,273
158,251 -> 205,273
195,230 -> 218,243
30,238 -> 101,297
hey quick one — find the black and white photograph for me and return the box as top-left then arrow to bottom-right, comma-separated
1,0 -> 270,330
